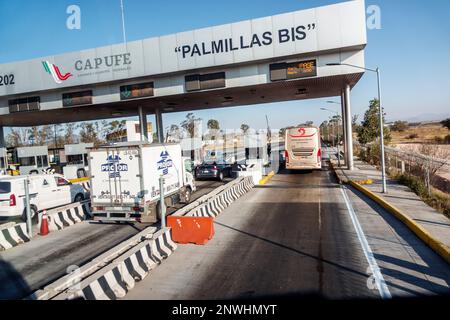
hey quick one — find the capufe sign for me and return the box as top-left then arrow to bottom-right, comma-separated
0,0 -> 366,97
176,24 -> 316,59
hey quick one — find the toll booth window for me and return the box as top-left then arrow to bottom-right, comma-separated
68,154 -> 83,165
185,72 -> 225,92
42,155 -> 48,167
84,154 -> 88,166
20,156 -> 36,166
0,157 -> 5,169
37,156 -> 42,167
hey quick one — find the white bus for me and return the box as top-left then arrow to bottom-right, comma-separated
285,126 -> 322,170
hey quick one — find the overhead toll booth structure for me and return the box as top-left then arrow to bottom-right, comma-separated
0,0 -> 367,168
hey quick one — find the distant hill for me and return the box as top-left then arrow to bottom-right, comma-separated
388,112 -> 450,123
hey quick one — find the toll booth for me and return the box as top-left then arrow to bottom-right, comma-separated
106,120 -> 153,143
180,137 -> 203,165
15,145 -> 49,175
63,143 -> 93,179
244,130 -> 269,167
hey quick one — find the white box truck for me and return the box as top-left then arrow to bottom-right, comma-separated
88,142 -> 196,223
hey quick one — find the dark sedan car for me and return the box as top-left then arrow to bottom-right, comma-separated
195,162 -> 232,181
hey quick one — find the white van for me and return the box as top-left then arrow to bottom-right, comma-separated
285,126 -> 322,170
0,174 -> 86,222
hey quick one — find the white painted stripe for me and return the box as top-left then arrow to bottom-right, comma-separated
340,186 -> 392,299
7,227 -> 24,244
104,270 -> 127,298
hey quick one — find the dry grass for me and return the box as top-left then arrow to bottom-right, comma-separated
390,123 -> 449,145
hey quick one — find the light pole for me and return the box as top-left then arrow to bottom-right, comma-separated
327,62 -> 387,193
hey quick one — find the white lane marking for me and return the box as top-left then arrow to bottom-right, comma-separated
340,185 -> 392,299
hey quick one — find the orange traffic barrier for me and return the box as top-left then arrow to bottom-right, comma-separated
40,210 -> 49,236
167,216 -> 214,245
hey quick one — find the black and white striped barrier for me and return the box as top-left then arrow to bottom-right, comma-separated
40,202 -> 92,232
54,228 -> 176,300
189,176 -> 254,218
0,223 -> 30,251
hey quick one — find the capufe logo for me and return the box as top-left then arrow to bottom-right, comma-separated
42,61 -> 73,84
157,151 -> 173,175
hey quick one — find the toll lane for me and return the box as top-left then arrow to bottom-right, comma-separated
0,178 -> 231,299
124,167 -> 381,299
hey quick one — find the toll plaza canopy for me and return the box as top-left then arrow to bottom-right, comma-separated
0,0 -> 367,127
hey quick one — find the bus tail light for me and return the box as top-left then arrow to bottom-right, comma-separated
9,194 -> 16,207
317,148 -> 322,163
285,150 -> 289,163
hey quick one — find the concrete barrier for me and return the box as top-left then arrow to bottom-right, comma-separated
0,223 -> 30,251
38,201 -> 91,232
31,226 -> 156,300
187,176 -> 254,218
53,228 -> 176,300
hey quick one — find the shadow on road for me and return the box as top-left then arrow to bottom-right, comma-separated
0,258 -> 31,300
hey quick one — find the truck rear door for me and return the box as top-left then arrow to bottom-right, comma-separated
90,147 -> 142,208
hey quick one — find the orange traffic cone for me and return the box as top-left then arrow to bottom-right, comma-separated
40,210 -> 49,236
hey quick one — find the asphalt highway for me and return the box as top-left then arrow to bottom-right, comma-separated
0,178 -> 231,299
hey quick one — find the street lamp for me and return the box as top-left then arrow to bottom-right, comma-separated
320,107 -> 341,166
326,62 -> 387,193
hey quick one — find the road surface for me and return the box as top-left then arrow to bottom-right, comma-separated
0,178 -> 231,299
123,164 -> 450,299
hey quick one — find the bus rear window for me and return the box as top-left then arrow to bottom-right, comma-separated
0,182 -> 11,193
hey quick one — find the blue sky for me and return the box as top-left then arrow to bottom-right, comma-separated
1,0 -> 450,134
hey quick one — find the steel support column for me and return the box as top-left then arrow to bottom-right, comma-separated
0,126 -> 5,148
340,90 -> 347,166
138,106 -> 148,142
155,109 -> 164,143
343,84 -> 354,170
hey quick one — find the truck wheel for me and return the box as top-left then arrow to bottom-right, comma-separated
74,193 -> 84,202
21,206 -> 38,224
218,172 -> 224,181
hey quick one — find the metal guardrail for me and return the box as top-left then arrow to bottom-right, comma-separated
384,146 -> 450,170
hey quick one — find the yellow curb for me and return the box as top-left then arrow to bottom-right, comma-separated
349,181 -> 450,265
69,177 -> 90,183
329,161 -> 450,265
352,179 -> 374,185
259,171 -> 275,185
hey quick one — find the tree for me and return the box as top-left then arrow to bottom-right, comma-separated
166,124 -> 181,142
356,98 -> 391,145
391,121 -> 409,132
6,128 -> 28,147
207,119 -> 220,130
441,118 -> 450,130
240,124 -> 250,135
180,113 -> 201,138
78,122 -> 103,146
63,123 -> 77,145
